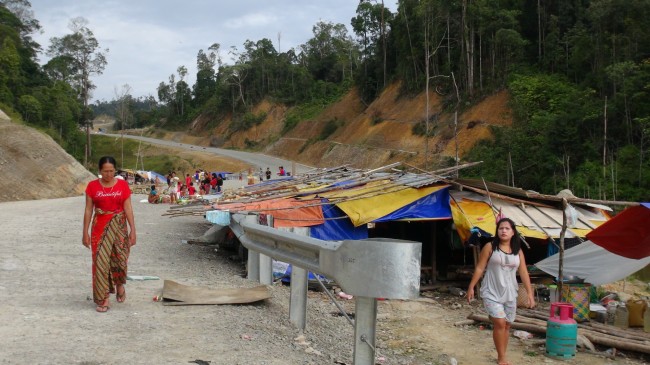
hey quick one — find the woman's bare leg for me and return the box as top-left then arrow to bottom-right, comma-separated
491,316 -> 510,364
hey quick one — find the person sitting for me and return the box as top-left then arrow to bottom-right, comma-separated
180,184 -> 189,199
148,185 -> 160,204
210,173 -> 218,193
188,182 -> 196,196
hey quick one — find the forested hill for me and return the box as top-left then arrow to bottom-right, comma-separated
1,1 -> 649,201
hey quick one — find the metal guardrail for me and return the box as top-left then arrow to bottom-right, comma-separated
229,213 -> 422,365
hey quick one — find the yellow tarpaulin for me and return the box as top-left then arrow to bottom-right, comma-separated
334,185 -> 448,227
450,199 -> 495,241
451,199 -> 548,241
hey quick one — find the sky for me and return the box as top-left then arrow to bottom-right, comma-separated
28,1 -> 397,103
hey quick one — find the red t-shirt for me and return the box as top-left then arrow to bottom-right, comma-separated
85,179 -> 131,212
188,186 -> 196,195
185,176 -> 191,187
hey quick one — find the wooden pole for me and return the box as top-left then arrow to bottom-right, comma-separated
558,198 -> 568,298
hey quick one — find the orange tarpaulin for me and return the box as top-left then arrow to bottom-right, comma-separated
214,198 -> 324,228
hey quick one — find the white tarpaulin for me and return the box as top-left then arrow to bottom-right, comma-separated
535,241 -> 650,286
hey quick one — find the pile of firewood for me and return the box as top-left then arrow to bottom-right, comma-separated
466,308 -> 650,356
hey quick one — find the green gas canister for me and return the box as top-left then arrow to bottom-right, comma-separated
546,302 -> 577,359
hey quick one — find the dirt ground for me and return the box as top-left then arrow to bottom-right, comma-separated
1,194 -> 649,365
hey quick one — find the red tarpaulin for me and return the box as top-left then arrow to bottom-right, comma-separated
586,203 -> 650,259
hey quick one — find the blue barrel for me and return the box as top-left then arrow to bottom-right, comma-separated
546,302 -> 577,359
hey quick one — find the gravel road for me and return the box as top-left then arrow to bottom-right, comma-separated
105,134 -> 314,175
0,195 -> 365,364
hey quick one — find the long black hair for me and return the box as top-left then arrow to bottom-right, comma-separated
98,155 -> 117,170
491,217 -> 522,255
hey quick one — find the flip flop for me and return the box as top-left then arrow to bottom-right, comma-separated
116,286 -> 126,303
96,305 -> 109,313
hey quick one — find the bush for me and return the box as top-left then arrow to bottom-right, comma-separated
229,111 -> 266,132
318,118 -> 340,141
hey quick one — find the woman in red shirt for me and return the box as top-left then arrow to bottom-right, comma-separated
82,156 -> 137,313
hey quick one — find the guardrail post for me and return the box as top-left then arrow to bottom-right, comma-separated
247,252 -> 260,282
259,254 -> 273,285
259,215 -> 273,285
353,297 -> 377,365
243,215 -> 260,282
289,266 -> 308,329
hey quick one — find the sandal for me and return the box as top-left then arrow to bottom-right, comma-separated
96,299 -> 110,313
116,285 -> 126,303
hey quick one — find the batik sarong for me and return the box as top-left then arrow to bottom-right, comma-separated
91,208 -> 129,304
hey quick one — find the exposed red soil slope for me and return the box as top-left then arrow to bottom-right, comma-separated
167,83 -> 513,170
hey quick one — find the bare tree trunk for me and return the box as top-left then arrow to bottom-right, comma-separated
479,33 -> 483,91
451,72 -> 460,176
603,96 -> 607,181
402,8 -> 418,85
508,151 -> 515,187
610,154 -> 616,200
447,15 -> 451,68
537,0 -> 542,62
424,22 -> 430,171
85,124 -> 90,167
381,0 -> 386,88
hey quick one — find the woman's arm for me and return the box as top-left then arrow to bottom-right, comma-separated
123,197 -> 137,246
518,250 -> 536,308
82,195 -> 94,248
466,243 -> 493,303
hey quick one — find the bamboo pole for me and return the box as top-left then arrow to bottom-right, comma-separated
558,198 -> 568,297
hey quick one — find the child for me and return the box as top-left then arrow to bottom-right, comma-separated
180,184 -> 189,198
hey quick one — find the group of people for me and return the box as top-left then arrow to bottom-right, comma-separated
83,156 -> 534,365
146,169 -> 225,204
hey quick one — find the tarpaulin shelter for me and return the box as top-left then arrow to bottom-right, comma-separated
449,190 -> 609,243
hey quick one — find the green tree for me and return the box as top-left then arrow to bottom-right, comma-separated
193,44 -> 219,107
0,36 -> 20,103
17,93 -> 40,123
47,17 -> 108,166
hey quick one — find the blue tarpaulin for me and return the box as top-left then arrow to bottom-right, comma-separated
310,200 -> 368,240
373,186 -> 451,222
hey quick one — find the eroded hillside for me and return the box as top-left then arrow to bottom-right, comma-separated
159,83 -> 512,170
0,110 -> 95,202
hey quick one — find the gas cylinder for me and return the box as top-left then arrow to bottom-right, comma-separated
546,302 -> 577,359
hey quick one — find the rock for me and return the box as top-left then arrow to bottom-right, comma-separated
304,347 -> 322,356
436,353 -> 458,365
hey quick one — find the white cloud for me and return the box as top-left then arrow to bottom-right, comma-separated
223,13 -> 278,29
27,0 -> 397,102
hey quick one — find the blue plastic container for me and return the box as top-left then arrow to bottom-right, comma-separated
546,302 -> 577,359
